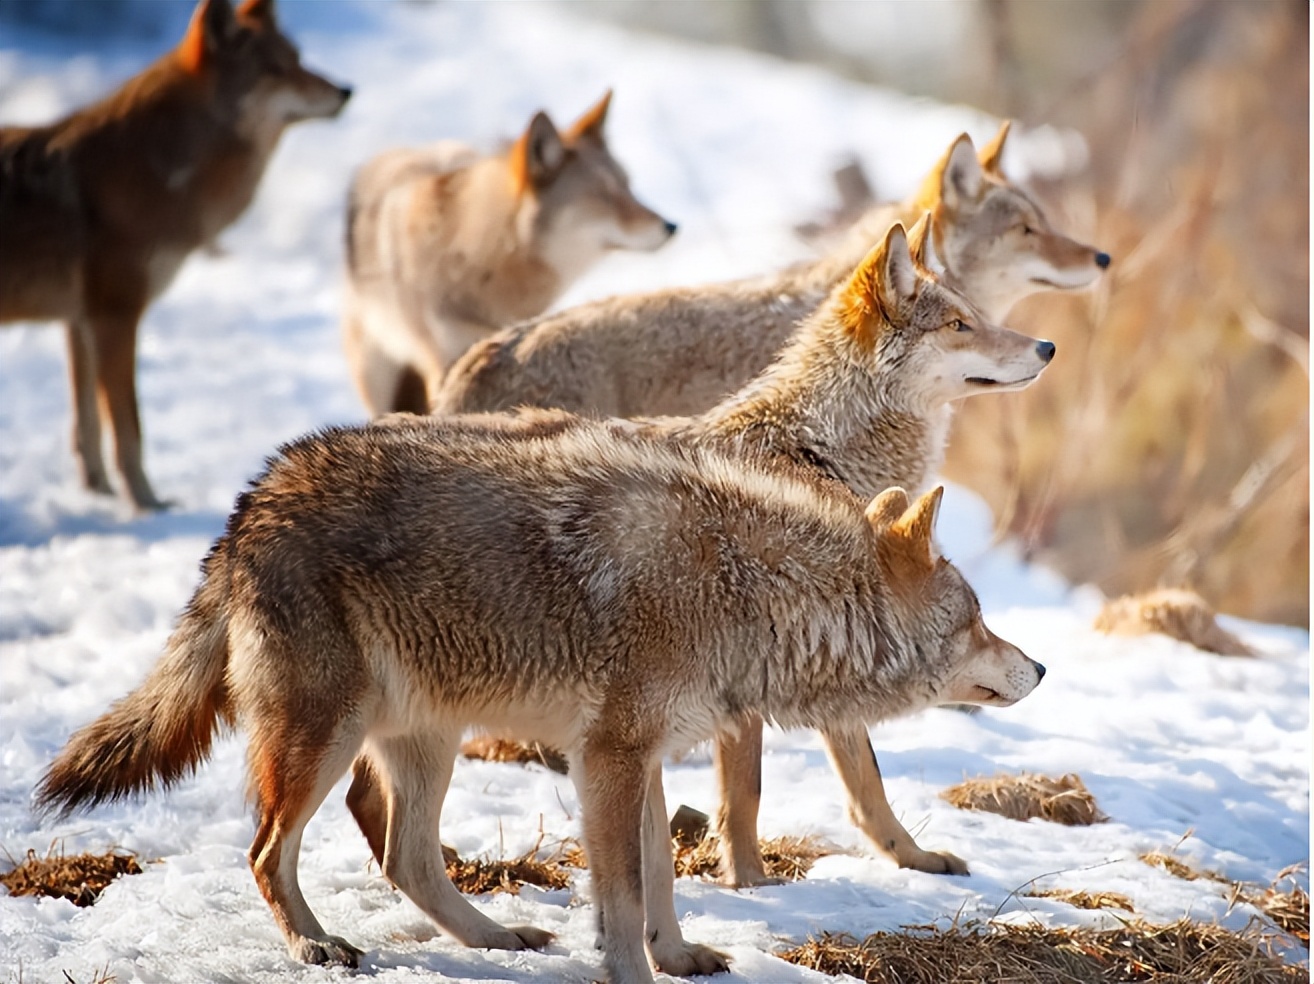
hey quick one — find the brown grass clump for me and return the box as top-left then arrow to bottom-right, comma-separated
1139,850 -> 1228,884
442,840 -> 578,896
1026,887 -> 1136,912
941,772 -> 1108,825
459,736 -> 569,774
673,834 -> 836,882
777,918 -> 1304,983
1094,588 -> 1255,656
1250,872 -> 1309,948
1,846 -> 142,907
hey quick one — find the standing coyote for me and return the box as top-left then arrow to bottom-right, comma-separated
351,217 -> 1055,888
0,0 -> 351,510
342,91 -> 677,417
36,411 -> 1042,982
435,121 -> 1108,418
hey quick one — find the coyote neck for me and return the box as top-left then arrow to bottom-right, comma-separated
694,326 -> 951,500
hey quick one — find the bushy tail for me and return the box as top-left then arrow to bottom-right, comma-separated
35,550 -> 235,819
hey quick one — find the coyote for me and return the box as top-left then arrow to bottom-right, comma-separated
342,91 -> 676,417
435,121 -> 1107,418
36,411 -> 1042,983
0,0 -> 350,510
353,217 -> 1055,888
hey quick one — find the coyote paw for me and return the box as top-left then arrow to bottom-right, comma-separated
902,848 -> 969,876
509,924 -> 555,950
291,934 -> 364,967
651,940 -> 730,977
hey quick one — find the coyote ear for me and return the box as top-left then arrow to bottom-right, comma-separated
237,0 -> 276,27
567,89 -> 612,144
906,212 -> 935,273
180,0 -> 236,72
939,134 -> 984,211
978,120 -> 1011,175
511,111 -> 566,193
838,223 -> 918,336
865,488 -> 912,532
890,486 -> 944,567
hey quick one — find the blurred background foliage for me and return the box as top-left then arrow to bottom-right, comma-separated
2,0 -> 1306,625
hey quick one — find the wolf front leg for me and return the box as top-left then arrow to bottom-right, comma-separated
642,765 -> 729,976
822,723 -> 968,875
713,715 -> 784,887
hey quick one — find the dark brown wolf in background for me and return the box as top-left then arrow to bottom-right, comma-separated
0,0 -> 350,509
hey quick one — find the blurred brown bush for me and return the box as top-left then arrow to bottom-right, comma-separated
944,0 -> 1308,626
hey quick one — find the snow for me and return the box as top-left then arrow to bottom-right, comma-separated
0,3 -> 1307,982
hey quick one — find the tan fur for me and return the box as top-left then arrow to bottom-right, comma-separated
350,221 -> 1054,887
36,413 -> 1041,982
1093,589 -> 1254,657
342,91 -> 675,416
0,0 -> 350,509
435,122 -> 1106,419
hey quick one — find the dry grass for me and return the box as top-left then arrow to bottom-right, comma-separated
459,736 -> 569,774
776,918 -> 1305,983
1140,850 -> 1228,884
442,838 -> 581,896
1026,887 -> 1136,912
1094,588 -> 1255,656
672,833 -> 837,882
1,846 -> 142,908
941,772 -> 1108,825
1144,852 -> 1308,948
942,1 -> 1308,627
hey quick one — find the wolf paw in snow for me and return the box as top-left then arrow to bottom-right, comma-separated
292,934 -> 364,967
902,848 -> 969,876
651,940 -> 730,976
509,924 -> 555,949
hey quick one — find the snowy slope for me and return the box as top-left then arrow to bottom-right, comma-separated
0,3 -> 1307,982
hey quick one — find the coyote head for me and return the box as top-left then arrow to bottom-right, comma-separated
835,216 -> 1056,412
177,0 -> 351,134
867,486 -> 1045,707
509,91 -> 676,282
918,122 -> 1110,321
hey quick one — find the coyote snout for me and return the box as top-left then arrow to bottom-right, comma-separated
948,624 -> 1046,706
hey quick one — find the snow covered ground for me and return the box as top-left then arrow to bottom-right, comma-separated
0,3 -> 1307,982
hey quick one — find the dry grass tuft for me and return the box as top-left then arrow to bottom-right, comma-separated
672,833 -> 837,882
1139,850 -> 1228,884
459,736 -> 569,774
442,839 -> 579,896
1,846 -> 142,908
941,772 -> 1108,825
1094,589 -> 1255,656
1250,873 -> 1309,948
1026,887 -> 1136,912
777,917 -> 1304,983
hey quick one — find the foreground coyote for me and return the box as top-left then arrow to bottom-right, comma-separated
36,409 -> 1042,982
351,217 -> 1054,887
436,122 -> 1108,418
343,91 -> 677,417
0,0 -> 350,509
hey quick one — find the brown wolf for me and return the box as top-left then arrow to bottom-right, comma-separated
35,410 -> 1042,982
434,121 -> 1107,419
0,0 -> 350,510
342,90 -> 677,417
353,217 -> 1053,888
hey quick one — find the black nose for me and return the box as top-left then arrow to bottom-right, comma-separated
1033,660 -> 1047,681
1036,340 -> 1056,363
1094,251 -> 1111,269
663,220 -> 678,237
338,85 -> 354,102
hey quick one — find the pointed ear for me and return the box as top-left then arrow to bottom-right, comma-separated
237,0 -> 276,27
179,0 -> 236,73
510,111 -> 566,193
865,488 -> 911,532
940,133 -> 983,211
906,212 -> 934,273
978,119 -> 1011,175
837,223 -> 918,336
567,89 -> 612,144
890,486 -> 944,567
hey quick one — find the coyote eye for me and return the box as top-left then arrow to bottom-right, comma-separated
952,319 -> 972,332
1022,225 -> 1036,236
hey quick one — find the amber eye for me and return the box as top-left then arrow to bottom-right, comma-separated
952,319 -> 972,332
1022,224 -> 1036,235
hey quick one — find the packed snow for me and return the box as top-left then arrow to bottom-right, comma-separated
0,3 -> 1307,982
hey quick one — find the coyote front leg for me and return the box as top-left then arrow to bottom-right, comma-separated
822,723 -> 968,875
